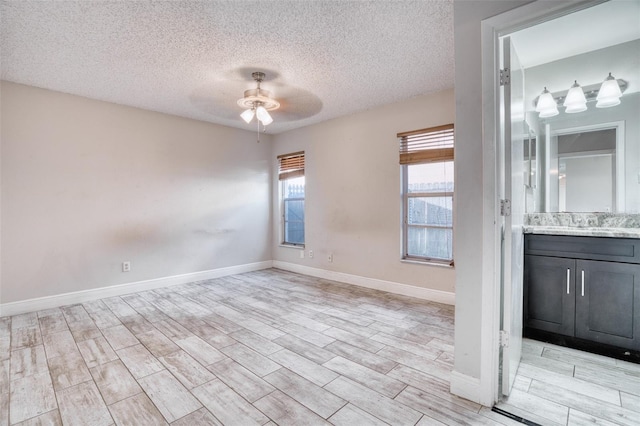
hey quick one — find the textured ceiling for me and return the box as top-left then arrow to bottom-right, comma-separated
0,0 -> 454,134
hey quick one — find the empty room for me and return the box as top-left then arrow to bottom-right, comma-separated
1,1 -> 639,425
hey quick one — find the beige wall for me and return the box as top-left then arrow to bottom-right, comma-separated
1,81 -> 273,304
272,89 -> 456,293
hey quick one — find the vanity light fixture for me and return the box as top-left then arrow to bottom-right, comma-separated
596,73 -> 623,108
535,87 -> 559,118
563,80 -> 587,113
534,74 -> 627,119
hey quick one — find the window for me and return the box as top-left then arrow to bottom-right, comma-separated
399,125 -> 454,264
278,151 -> 305,246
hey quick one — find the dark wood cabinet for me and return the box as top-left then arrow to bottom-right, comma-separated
524,234 -> 640,352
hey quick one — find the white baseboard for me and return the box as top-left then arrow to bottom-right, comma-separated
450,370 -> 484,405
272,261 -> 455,305
0,261 -> 273,317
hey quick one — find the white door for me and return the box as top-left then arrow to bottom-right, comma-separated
500,36 -> 525,397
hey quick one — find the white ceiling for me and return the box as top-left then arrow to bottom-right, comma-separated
0,1 -> 454,134
510,0 -> 640,69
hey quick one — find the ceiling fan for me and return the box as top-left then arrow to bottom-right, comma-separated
237,72 -> 280,126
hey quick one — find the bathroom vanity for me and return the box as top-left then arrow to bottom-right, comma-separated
523,213 -> 640,358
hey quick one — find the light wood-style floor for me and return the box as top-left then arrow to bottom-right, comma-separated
1,268 -> 521,426
497,338 -> 640,426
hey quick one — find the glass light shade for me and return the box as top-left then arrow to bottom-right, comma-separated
241,108 -> 255,123
596,73 -> 622,108
563,81 -> 587,113
256,106 -> 273,125
535,88 -> 559,118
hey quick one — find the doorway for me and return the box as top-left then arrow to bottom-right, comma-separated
490,0 -> 640,421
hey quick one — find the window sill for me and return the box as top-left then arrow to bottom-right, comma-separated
279,244 -> 305,250
401,258 -> 454,269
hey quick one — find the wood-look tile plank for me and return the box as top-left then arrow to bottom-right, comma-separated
574,363 -> 640,397
371,332 -> 441,359
191,378 -> 269,425
528,380 -> 640,426
264,368 -> 346,419
11,326 -> 42,351
115,344 -> 164,379
153,319 -> 193,341
102,297 -> 138,318
169,408 -> 223,426
220,343 -> 281,377
324,340 -> 396,374
568,409 -> 620,426
187,321 -> 236,349
253,390 -> 329,426
272,334 -> 336,364
108,392 -> 168,426
322,327 -> 385,353
14,409 -> 63,426
378,346 -> 451,382
279,323 -> 335,348
101,325 -> 139,351
135,329 -> 180,357
158,350 -> 215,389
56,380 -> 113,426
323,356 -> 406,398
38,311 -> 69,335
47,352 -> 92,391
10,372 -> 58,424
77,336 -> 118,369
207,358 -> 275,403
395,386 -> 500,426
10,313 -> 39,330
268,349 -> 338,387
312,313 -> 378,338
0,318 -> 10,361
493,402 -> 565,426
282,313 -> 331,333
387,364 -> 481,413
174,336 -> 226,366
324,376 -> 422,426
517,362 -> 621,405
327,403 -> 387,426
89,360 -> 142,405
230,329 -> 283,356
82,301 -> 122,330
502,386 -> 571,425
121,314 -> 156,336
0,359 -> 8,395
138,370 -> 202,423
476,407 -> 525,426
42,330 -> 78,360
10,345 -> 48,380
0,391 -> 8,426
621,392 -> 640,414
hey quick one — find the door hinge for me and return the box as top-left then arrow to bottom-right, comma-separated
499,68 -> 510,86
500,199 -> 511,216
499,330 -> 510,348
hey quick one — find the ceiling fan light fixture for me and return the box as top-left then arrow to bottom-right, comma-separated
237,72 -> 280,126
256,105 -> 273,125
241,108 -> 255,123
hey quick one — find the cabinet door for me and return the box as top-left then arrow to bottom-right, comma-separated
524,255 -> 575,336
575,260 -> 640,350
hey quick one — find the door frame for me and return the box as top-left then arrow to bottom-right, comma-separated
478,0 -> 605,406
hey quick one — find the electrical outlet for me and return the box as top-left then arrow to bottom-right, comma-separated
122,261 -> 131,272
308,250 -> 314,258
328,253 -> 333,263
299,250 -> 305,259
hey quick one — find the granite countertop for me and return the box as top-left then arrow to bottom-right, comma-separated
523,225 -> 640,238
523,213 -> 640,239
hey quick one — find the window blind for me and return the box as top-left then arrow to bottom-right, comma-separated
277,151 -> 305,180
397,124 -> 454,165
